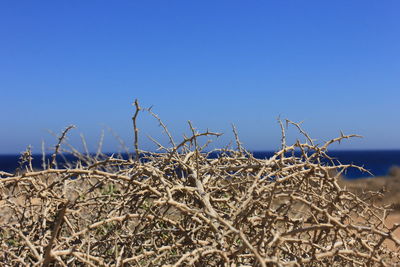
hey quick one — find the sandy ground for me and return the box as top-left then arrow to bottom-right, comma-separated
384,212 -> 400,252
338,167 -> 400,252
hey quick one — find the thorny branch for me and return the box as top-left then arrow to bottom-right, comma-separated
132,99 -> 141,161
0,109 -> 399,266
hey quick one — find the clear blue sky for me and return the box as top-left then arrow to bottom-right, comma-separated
0,1 -> 399,154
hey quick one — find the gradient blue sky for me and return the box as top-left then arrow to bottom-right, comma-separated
0,1 -> 399,154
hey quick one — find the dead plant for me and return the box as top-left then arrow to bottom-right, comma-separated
0,101 -> 399,266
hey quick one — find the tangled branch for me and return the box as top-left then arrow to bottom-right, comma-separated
0,108 -> 399,266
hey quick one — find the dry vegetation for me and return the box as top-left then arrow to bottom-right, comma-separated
0,101 -> 399,266
339,166 -> 400,212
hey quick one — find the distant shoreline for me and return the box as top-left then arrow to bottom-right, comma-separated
1,150 -> 400,179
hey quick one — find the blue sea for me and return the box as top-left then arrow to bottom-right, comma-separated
1,150 -> 399,179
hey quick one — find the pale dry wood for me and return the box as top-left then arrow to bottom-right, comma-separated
0,108 -> 399,266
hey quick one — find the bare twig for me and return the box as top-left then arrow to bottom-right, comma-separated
132,99 -> 141,161
50,125 -> 76,169
43,201 -> 69,267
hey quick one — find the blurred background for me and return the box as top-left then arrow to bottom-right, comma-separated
0,1 -> 399,177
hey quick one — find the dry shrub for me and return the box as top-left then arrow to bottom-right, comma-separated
1,102 -> 399,266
